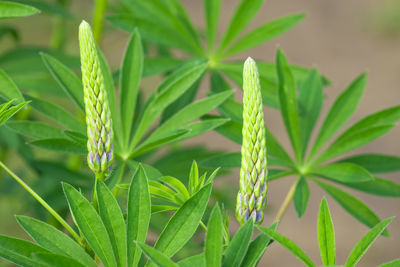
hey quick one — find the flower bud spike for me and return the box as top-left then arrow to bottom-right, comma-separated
236,57 -> 268,225
79,20 -> 113,181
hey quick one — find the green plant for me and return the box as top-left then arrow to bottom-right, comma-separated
202,50 -> 400,232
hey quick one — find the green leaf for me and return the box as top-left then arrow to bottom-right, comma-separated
152,205 -> 179,214
313,179 -> 388,236
178,254 -> 205,267
25,95 -> 85,133
204,0 -> 221,52
30,138 -> 86,154
138,242 -> 177,267
298,69 -> 323,158
315,125 -> 395,164
217,0 -> 264,55
121,29 -> 143,147
0,234 -> 50,267
7,121 -> 65,139
143,57 -> 184,77
41,53 -> 84,111
0,1 -> 39,19
222,219 -> 253,267
340,177 -> 400,197
258,226 -> 315,267
224,14 -> 305,58
293,177 -> 309,218
150,90 -> 232,140
154,184 -> 212,257
62,183 -> 117,267
16,215 -> 97,267
130,62 -> 206,150
0,100 -> 28,126
158,176 -> 190,200
318,198 -> 336,266
379,259 -> 400,267
33,253 -> 85,267
0,69 -> 24,103
310,73 -> 367,159
337,105 -> 400,140
127,165 -> 151,267
127,160 -> 163,181
96,181 -> 127,267
311,163 -> 374,183
241,222 -> 278,267
200,152 -> 241,169
205,205 -> 223,267
131,129 -> 190,158
339,154 -> 400,174
180,118 -> 229,141
345,217 -> 393,267
276,49 -> 302,162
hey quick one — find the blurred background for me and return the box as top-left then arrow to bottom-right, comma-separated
1,0 -> 400,266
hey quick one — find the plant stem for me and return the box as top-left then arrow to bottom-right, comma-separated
0,161 -> 82,244
274,178 -> 300,223
92,0 -> 108,43
199,221 -> 207,232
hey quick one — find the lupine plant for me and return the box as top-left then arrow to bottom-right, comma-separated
0,0 -> 399,266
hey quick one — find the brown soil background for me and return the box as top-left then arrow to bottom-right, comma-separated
1,0 -> 400,266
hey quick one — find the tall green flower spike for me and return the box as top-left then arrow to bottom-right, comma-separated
236,57 -> 268,225
79,20 -> 113,181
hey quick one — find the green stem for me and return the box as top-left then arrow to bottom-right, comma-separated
274,177 -> 300,223
0,161 -> 82,244
199,221 -> 207,232
92,0 -> 108,43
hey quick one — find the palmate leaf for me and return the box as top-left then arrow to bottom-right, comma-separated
16,216 -> 97,267
62,183 -> 117,267
41,53 -> 84,111
6,121 -> 66,139
0,1 -> 39,19
298,69 -> 323,158
311,163 -> 374,183
148,90 -> 232,141
340,177 -> 400,197
217,0 -> 264,55
143,57 -> 185,77
315,124 -> 395,165
0,69 -> 24,103
30,138 -> 86,154
379,259 -> 400,267
222,219 -> 253,267
129,61 -> 207,150
293,177 -> 310,218
312,179 -> 389,236
137,242 -> 178,267
120,29 -> 143,147
258,226 -> 315,267
309,73 -> 367,160
96,181 -> 127,267
25,95 -> 85,133
127,165 -> 151,267
339,154 -> 400,174
276,49 -> 302,163
178,253 -> 205,267
223,14 -> 305,58
204,0 -> 221,52
32,253 -> 85,267
152,184 -> 211,259
205,205 -> 223,267
0,100 -> 28,126
345,217 -> 393,267
0,234 -> 49,267
318,198 -> 336,266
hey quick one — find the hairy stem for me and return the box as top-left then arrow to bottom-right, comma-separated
0,161 -> 82,244
274,178 -> 300,223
